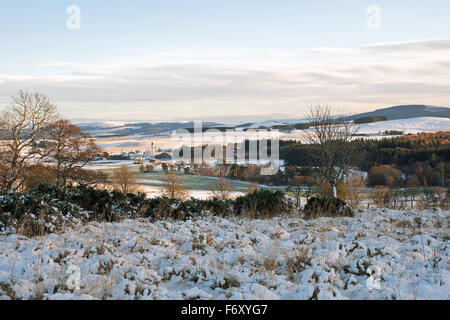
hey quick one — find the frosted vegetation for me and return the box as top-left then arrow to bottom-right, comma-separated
0,208 -> 448,300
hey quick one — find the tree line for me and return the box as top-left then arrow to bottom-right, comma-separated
280,132 -> 449,187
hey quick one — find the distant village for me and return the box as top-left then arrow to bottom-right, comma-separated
102,141 -> 283,180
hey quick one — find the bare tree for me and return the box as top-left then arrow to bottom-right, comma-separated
112,165 -> 140,194
45,119 -> 99,187
163,172 -> 188,200
210,176 -> 234,200
371,186 -> 392,208
436,162 -> 447,187
406,177 -> 421,208
289,176 -> 318,206
303,105 -> 357,198
0,91 -> 58,192
344,173 -> 366,209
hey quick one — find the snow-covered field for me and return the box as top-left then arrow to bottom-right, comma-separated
356,117 -> 450,134
139,184 -> 245,200
0,208 -> 448,300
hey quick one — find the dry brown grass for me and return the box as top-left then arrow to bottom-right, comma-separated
261,241 -> 281,274
192,233 -> 214,250
395,220 -> 413,229
287,246 -> 312,274
262,256 -> 278,272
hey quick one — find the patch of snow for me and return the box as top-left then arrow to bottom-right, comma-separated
1,209 -> 448,300
356,117 -> 450,134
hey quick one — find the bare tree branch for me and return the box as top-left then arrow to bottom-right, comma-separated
0,91 -> 59,192
303,104 -> 357,198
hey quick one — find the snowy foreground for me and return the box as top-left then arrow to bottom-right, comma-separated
0,208 -> 449,300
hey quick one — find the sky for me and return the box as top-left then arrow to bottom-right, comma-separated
0,0 -> 450,122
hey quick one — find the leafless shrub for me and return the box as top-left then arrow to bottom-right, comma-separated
371,186 -> 392,208
344,173 -> 367,210
111,165 -> 140,194
210,176 -> 234,200
162,172 -> 188,200
289,176 -> 318,207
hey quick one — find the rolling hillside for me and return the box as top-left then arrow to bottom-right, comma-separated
347,105 -> 450,121
355,117 -> 450,134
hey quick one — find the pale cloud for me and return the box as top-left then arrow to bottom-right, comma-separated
1,39 -> 449,121
362,38 -> 450,53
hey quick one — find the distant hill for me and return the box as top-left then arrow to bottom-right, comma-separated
355,117 -> 450,134
77,105 -> 449,138
244,105 -> 450,129
77,121 -> 221,137
347,105 -> 450,121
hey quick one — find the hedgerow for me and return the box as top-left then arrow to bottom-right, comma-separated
0,184 -> 293,237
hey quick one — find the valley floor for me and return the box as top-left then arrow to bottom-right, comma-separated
0,208 -> 449,300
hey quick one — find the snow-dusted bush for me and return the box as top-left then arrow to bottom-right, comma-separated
233,189 -> 293,218
0,184 -> 293,236
0,185 -> 88,236
0,183 -> 146,236
303,197 -> 353,219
